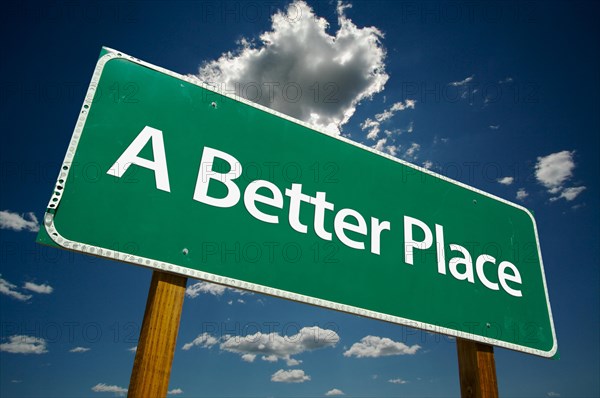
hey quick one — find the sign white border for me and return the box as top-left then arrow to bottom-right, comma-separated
42,47 -> 557,357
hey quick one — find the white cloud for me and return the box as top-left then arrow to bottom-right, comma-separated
184,326 -> 339,365
23,282 -> 53,294
343,335 -> 420,358
363,100 -> 415,140
516,188 -> 529,201
128,346 -> 137,353
325,388 -> 345,396
498,77 -> 513,84
0,335 -> 48,354
0,275 -> 32,301
91,383 -> 127,396
185,282 -> 227,298
535,150 -> 575,193
219,326 -> 339,364
422,160 -> 433,170
489,125 -> 500,130
0,210 -> 39,232
69,347 -> 90,353
373,137 -> 387,152
450,74 -> 474,86
271,369 -> 310,383
547,392 -> 560,397
497,176 -> 514,185
404,142 -> 420,160
185,281 -> 250,298
181,332 -> 219,351
197,0 -> 388,133
388,378 -> 408,384
551,186 -> 586,202
168,388 -> 184,395
361,118 -> 381,140
375,99 -> 416,122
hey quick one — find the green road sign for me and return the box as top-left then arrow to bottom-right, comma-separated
38,47 -> 556,357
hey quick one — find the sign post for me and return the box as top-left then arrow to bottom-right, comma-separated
128,271 -> 187,397
456,339 -> 499,398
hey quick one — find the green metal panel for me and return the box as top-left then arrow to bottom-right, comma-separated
37,48 -> 556,357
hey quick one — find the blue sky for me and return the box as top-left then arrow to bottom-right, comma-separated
1,1 -> 598,397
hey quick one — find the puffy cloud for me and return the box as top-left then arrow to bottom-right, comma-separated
219,326 -> 338,364
535,151 -> 575,192
0,210 -> 39,232
489,125 -> 500,130
181,332 -> 219,351
388,378 -> 408,384
69,347 -> 90,353
0,335 -> 48,354
516,188 -> 529,201
182,326 -> 339,366
271,369 -> 310,383
497,176 -> 514,185
168,388 -> 183,395
325,388 -> 345,396
197,0 -> 388,133
23,282 -> 53,294
91,383 -> 127,395
0,275 -> 32,301
343,336 -> 420,358
422,160 -> 433,170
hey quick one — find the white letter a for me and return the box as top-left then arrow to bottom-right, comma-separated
107,126 -> 171,192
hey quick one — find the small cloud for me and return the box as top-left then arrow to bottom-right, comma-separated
535,150 -> 575,193
516,188 -> 529,201
550,186 -> 586,202
325,388 -> 345,396
547,392 -> 560,397
128,346 -> 137,353
69,347 -> 90,353
361,118 -> 381,140
489,125 -> 500,130
404,142 -> 420,160
11,380 -> 22,383
185,282 -> 227,298
23,282 -> 53,294
241,353 -> 256,362
343,336 -> 420,358
422,160 -> 433,170
0,335 -> 48,354
91,383 -> 127,396
168,388 -> 183,395
0,210 -> 39,232
389,378 -> 408,384
449,74 -> 474,86
271,369 -> 310,383
497,176 -> 514,185
498,77 -> 513,84
372,137 -> 387,152
0,275 -> 32,301
185,281 -> 250,298
181,332 -> 219,351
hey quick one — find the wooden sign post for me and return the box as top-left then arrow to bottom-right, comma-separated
128,271 -> 187,398
456,338 -> 499,398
